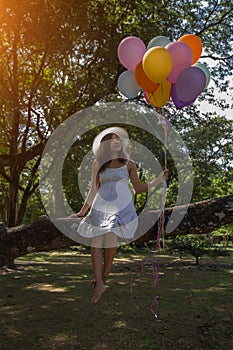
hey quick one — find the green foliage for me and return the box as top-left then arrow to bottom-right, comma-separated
22,190 -> 46,223
171,113 -> 233,202
169,235 -> 208,264
168,234 -> 231,265
211,224 -> 233,247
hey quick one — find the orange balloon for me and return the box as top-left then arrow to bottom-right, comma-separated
145,79 -> 171,108
134,61 -> 158,93
178,34 -> 202,64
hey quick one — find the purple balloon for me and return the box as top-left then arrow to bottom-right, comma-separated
171,85 -> 194,109
175,67 -> 206,102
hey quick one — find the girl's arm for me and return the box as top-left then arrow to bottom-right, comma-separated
128,160 -> 168,194
70,160 -> 99,217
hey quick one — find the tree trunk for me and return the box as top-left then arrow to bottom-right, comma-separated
0,194 -> 233,269
137,194 -> 233,242
7,167 -> 19,227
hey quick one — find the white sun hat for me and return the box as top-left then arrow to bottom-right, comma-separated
92,126 -> 129,156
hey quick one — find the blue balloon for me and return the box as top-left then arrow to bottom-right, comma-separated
147,36 -> 171,49
117,71 -> 140,99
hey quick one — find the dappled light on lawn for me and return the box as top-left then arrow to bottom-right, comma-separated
24,283 -> 67,293
113,320 -> 127,329
0,250 -> 232,350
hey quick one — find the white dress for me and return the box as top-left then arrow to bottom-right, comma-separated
77,164 -> 138,242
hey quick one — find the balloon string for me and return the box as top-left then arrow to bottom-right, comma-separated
130,272 -> 140,317
107,213 -> 141,316
127,108 -> 169,318
149,108 -> 169,318
161,109 -> 169,246
107,213 -> 159,318
108,107 -> 169,318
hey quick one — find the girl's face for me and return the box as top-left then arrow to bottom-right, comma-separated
110,134 -> 122,154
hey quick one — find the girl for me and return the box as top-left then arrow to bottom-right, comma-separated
71,127 -> 168,303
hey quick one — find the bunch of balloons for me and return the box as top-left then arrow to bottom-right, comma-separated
117,34 -> 210,109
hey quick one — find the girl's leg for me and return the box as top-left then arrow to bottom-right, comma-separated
103,232 -> 118,282
103,247 -> 117,282
91,236 -> 106,303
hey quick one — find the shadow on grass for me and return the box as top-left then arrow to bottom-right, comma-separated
0,251 -> 232,350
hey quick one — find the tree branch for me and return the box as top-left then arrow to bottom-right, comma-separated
1,194 -> 233,268
197,6 -> 233,36
0,142 -> 44,168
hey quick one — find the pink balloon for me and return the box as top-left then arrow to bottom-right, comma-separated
166,41 -> 192,84
175,67 -> 206,102
117,36 -> 146,71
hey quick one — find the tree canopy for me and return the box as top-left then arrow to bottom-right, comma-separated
0,0 -> 232,226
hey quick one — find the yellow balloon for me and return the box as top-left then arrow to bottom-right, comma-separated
142,47 -> 173,83
146,79 -> 171,108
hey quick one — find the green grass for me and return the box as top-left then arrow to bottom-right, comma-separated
0,250 -> 232,350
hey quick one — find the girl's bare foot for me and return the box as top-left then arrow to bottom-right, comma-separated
92,282 -> 106,303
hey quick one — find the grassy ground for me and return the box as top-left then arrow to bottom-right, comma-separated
0,248 -> 232,350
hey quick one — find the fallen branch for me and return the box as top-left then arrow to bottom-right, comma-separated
0,194 -> 233,268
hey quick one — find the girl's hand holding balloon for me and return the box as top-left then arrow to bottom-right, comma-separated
160,168 -> 168,182
163,168 -> 169,181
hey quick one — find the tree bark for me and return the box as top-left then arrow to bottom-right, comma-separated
0,194 -> 233,268
138,194 -> 233,242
